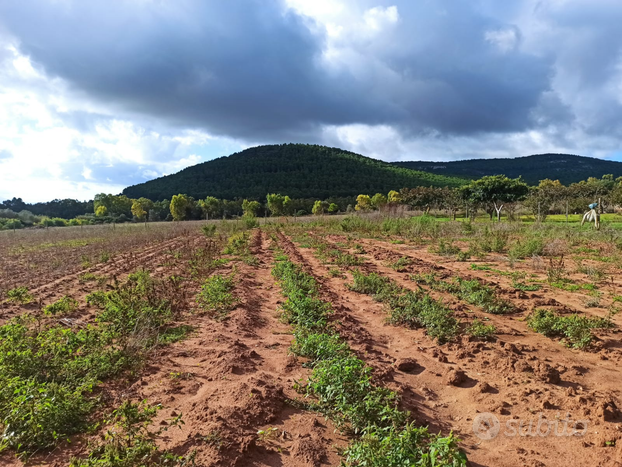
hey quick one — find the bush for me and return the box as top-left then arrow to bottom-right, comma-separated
508,237 -> 544,259
5,286 -> 33,304
44,295 -> 79,315
195,274 -> 237,318
466,319 -> 496,340
201,224 -> 217,237
526,308 -> 614,349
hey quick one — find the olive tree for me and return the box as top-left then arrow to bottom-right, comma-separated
461,175 -> 529,222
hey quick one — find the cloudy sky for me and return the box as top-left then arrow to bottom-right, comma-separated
1,0 -> 622,202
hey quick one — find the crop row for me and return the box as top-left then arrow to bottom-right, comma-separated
271,255 -> 467,466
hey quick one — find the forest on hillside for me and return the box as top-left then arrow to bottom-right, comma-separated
393,153 -> 622,185
122,144 -> 466,201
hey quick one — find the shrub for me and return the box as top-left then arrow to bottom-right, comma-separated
195,274 -> 237,319
224,232 -> 250,256
6,287 -> 34,304
508,237 -> 544,259
526,308 -> 614,349
201,224 -> 217,237
44,295 -> 79,315
466,319 -> 496,340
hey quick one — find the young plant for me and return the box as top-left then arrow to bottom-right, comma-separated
526,308 -> 614,349
44,295 -> 79,315
466,319 -> 496,340
5,286 -> 34,304
69,400 -> 192,467
196,274 -> 238,318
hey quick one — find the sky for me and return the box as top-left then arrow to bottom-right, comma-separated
1,0 -> 622,202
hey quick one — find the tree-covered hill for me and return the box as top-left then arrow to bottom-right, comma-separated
392,153 -> 622,186
122,144 -> 466,201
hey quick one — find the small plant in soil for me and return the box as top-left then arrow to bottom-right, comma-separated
201,223 -> 217,237
526,308 -> 615,349
5,286 -> 34,304
44,295 -> 78,315
196,274 -> 237,318
512,280 -> 541,292
466,319 -> 496,340
388,256 -> 412,271
327,268 -> 345,278
69,400 -> 193,467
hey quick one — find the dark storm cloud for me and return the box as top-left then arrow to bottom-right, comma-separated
0,0 -> 566,140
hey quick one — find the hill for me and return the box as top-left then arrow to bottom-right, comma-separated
123,144 -> 466,201
391,153 -> 622,185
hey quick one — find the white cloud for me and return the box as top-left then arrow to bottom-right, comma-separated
485,27 -> 520,53
0,43 -> 244,202
363,6 -> 398,31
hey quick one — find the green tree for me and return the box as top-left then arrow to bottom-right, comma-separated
371,193 -> 388,210
355,194 -> 372,212
170,194 -> 190,221
266,193 -> 287,216
388,190 -> 400,204
328,203 -> 339,214
312,200 -> 329,215
198,196 -> 221,220
242,199 -> 261,217
524,179 -> 567,222
95,205 -> 108,217
94,194 -> 133,217
461,175 -> 529,222
131,198 -> 154,221
283,196 -> 293,216
400,187 -> 442,214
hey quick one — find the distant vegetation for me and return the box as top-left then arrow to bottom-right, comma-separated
2,145 -> 622,231
122,144 -> 466,201
393,153 -> 622,185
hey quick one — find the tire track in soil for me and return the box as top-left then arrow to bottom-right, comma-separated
110,229 -> 348,467
283,232 -> 622,467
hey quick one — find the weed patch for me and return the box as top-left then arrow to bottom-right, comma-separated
527,309 -> 615,349
44,295 -> 78,315
196,274 -> 238,319
5,286 -> 34,304
272,259 -> 466,466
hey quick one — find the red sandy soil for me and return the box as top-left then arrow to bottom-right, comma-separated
282,231 -> 622,467
1,227 -> 621,466
0,230 -> 347,467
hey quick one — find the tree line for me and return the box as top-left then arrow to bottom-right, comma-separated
2,174 -> 621,231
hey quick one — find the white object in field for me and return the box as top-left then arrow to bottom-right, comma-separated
581,208 -> 600,229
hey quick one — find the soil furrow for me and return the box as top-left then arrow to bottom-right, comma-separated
284,232 -> 622,467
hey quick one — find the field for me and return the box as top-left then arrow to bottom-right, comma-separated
0,215 -> 621,466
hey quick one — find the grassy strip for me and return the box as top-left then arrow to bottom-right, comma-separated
0,271 -> 188,456
272,259 -> 467,466
526,309 -> 615,349
196,274 -> 238,319
349,270 -> 460,344
412,273 -> 515,315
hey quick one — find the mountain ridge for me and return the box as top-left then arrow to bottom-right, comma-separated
122,143 -> 466,201
123,145 -> 622,202
391,153 -> 622,185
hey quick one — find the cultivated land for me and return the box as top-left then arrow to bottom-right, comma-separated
1,214 -> 622,466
